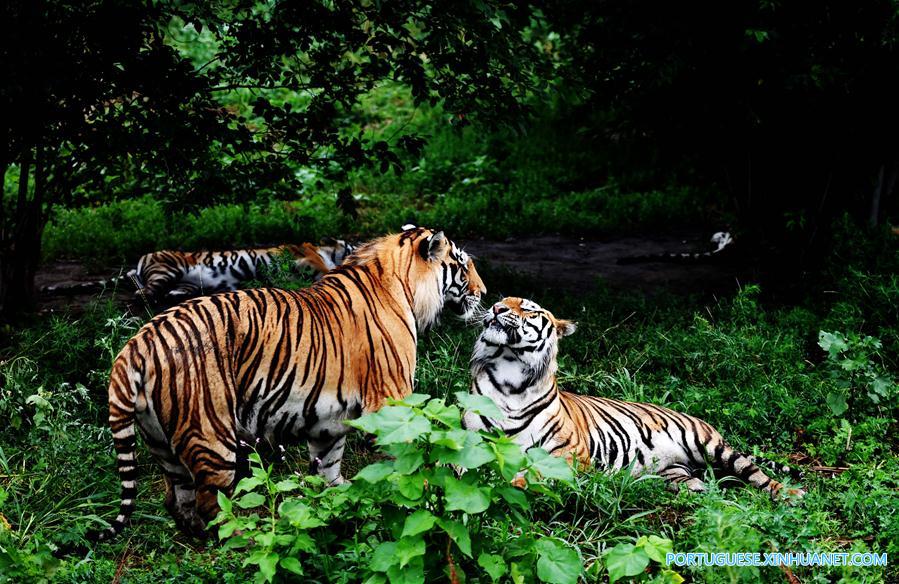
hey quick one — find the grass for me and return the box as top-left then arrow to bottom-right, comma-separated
1,233 -> 897,582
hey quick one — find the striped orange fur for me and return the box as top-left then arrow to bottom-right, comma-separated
131,239 -> 356,302
88,228 -> 485,541
464,297 -> 805,498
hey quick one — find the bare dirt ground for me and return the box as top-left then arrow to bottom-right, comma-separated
35,232 -> 751,313
459,232 -> 750,295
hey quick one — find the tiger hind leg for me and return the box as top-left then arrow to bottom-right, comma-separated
150,445 -> 206,537
308,433 -> 348,486
162,474 -> 206,538
192,461 -> 238,529
718,445 -> 805,499
659,464 -> 707,493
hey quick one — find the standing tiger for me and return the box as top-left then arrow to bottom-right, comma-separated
463,297 -> 804,498
88,227 -> 484,541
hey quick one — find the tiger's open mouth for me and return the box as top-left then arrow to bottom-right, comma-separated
487,318 -> 509,331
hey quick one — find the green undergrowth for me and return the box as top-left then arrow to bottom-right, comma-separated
2,235 -> 897,582
39,88 -> 726,267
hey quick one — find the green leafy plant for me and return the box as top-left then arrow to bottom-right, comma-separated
600,536 -> 681,583
818,330 -> 897,418
213,393 -> 582,583
244,249 -> 316,292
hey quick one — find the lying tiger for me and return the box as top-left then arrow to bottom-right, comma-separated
617,231 -> 734,265
40,239 -> 356,304
132,238 -> 356,304
463,297 -> 804,498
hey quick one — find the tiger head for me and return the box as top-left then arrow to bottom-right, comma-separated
346,226 -> 486,329
475,297 -> 576,371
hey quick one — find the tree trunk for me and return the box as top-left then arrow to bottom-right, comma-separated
0,148 -> 45,320
869,163 -> 885,228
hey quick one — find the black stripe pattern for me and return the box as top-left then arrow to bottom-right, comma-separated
462,297 -> 805,500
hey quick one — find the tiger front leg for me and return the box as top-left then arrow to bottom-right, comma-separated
308,432 -> 348,486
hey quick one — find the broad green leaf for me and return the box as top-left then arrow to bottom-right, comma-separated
430,428 -> 469,450
826,391 -> 848,416
478,553 -> 507,582
256,552 -> 279,583
870,376 -> 893,397
604,542 -> 650,583
355,407 -> 432,444
216,519 -> 240,540
233,476 -> 264,495
444,476 -> 491,514
387,555 -> 425,584
355,462 -> 394,483
255,531 -> 275,548
510,561 -> 530,584
222,534 -> 249,550
818,331 -> 848,357
279,556 -> 303,576
443,442 -> 495,469
274,478 -> 300,492
217,491 -> 232,514
455,391 -> 504,419
636,535 -> 673,563
235,492 -> 266,509
423,399 -> 462,428
527,448 -> 575,482
278,500 -> 324,529
396,536 -> 426,568
398,393 -> 431,406
290,532 -> 317,554
439,431 -> 494,469
370,541 -> 398,572
387,442 -> 425,474
536,539 -> 582,584
396,473 -> 425,500
505,535 -> 537,559
496,486 -> 530,510
436,518 -> 472,557
490,437 -> 527,478
659,569 -> 686,583
401,509 -> 437,538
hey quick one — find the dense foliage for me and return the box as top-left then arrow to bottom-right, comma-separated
1,0 -> 542,317
2,1 -> 899,582
1,230 -> 897,581
5,0 -> 899,317
211,393 -> 589,583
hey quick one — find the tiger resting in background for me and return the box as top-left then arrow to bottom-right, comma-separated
40,238 -> 355,303
617,231 -> 734,264
87,227 -> 485,541
463,297 -> 805,498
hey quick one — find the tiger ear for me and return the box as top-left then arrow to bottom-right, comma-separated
556,319 -> 577,337
420,231 -> 447,260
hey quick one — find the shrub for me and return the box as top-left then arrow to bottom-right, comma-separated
212,393 -> 591,584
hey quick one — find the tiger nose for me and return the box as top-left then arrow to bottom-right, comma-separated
493,304 -> 509,316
